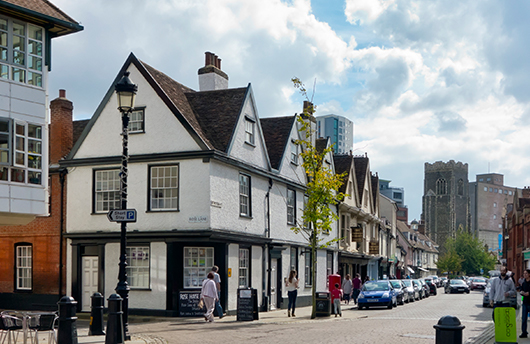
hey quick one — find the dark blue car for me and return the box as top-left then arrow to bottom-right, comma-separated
357,280 -> 398,310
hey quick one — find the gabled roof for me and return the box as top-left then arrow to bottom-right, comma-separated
354,156 -> 368,200
0,0 -> 83,36
186,87 -> 248,152
334,154 -> 353,194
315,138 -> 328,154
68,53 -> 258,159
260,115 -> 296,170
73,119 -> 89,144
371,173 -> 379,209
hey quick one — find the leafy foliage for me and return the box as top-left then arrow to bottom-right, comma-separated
291,77 -> 346,318
437,228 -> 497,276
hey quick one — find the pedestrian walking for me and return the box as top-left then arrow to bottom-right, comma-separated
211,266 -> 224,318
363,275 -> 370,284
331,283 -> 342,317
490,266 -> 517,322
285,270 -> 299,317
342,274 -> 353,304
200,272 -> 218,322
519,269 -> 530,338
352,273 -> 362,305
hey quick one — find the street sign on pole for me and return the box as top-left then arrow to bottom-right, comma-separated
107,209 -> 137,223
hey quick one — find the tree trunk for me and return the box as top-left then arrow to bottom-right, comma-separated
311,226 -> 317,319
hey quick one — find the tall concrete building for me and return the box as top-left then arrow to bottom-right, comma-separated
422,160 -> 470,253
469,173 -> 516,255
316,114 -> 353,154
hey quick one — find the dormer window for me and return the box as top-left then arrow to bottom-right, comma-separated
0,17 -> 44,87
244,116 -> 255,145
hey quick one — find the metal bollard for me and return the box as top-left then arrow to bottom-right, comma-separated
57,296 -> 79,344
433,315 -> 465,344
89,292 -> 105,336
105,294 -> 124,344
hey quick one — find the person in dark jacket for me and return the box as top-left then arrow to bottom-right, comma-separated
520,269 -> 530,338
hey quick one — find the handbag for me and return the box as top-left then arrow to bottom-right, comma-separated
198,299 -> 204,309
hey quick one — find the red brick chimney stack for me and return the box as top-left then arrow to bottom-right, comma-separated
522,186 -> 530,199
49,89 -> 73,164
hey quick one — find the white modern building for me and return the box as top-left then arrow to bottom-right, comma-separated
0,0 -> 82,225
316,114 -> 353,154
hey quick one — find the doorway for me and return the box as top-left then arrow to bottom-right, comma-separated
82,256 -> 98,312
270,258 -> 277,310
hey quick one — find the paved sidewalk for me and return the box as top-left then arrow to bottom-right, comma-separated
75,301 -> 496,344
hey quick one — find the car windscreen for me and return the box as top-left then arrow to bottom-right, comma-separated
363,282 -> 390,291
474,278 -> 486,283
450,280 -> 466,285
390,281 -> 401,288
402,280 -> 412,287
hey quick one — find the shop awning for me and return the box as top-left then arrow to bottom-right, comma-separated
419,267 -> 429,272
407,267 -> 415,273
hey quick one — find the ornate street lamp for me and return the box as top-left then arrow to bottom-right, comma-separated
114,71 -> 137,341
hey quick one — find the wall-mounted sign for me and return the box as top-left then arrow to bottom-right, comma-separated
228,268 -> 232,277
189,216 -> 207,223
369,241 -> 379,255
352,226 -> 363,242
210,201 -> 222,208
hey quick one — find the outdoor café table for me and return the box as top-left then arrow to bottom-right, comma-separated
5,311 -> 56,344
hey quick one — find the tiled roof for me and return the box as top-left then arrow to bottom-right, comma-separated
315,138 -> 328,154
1,0 -> 83,35
354,156 -> 368,200
140,61 -> 213,149
333,154 -> 352,194
371,174 -> 379,209
186,88 -> 248,153
73,119 -> 89,145
261,116 -> 296,169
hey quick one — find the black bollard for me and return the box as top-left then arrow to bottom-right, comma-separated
433,315 -> 465,344
89,292 -> 105,335
57,296 -> 78,344
105,294 -> 124,344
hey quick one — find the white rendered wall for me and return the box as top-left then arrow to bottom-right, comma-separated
104,242 -> 166,310
251,245 -> 262,305
66,158 -> 211,233
227,244 -> 239,312
199,73 -> 228,91
74,65 -> 201,160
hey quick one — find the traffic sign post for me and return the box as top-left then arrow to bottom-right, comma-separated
107,209 -> 137,223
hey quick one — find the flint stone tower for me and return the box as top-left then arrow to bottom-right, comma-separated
422,160 -> 470,253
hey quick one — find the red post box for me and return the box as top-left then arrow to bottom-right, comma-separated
328,274 -> 341,293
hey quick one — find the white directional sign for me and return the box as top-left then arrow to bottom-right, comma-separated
107,209 -> 137,222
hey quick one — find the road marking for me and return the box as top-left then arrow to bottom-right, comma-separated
401,334 -> 435,339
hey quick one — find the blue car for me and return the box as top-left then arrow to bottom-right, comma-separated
357,280 -> 398,310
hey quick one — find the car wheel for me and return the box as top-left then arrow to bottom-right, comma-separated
400,298 -> 405,305
444,289 -> 448,294
388,301 -> 393,309
358,305 -> 363,310
466,290 -> 470,294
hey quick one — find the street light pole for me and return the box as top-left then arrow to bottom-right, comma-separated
114,71 -> 137,341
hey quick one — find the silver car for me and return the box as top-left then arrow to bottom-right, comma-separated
401,279 -> 419,301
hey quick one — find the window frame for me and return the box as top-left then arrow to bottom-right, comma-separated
0,17 -> 44,87
290,140 -> 298,165
287,188 -> 296,225
244,116 -> 255,145
239,248 -> 250,288
183,247 -> 214,289
128,107 -> 145,134
239,173 -> 251,217
126,245 -> 150,289
304,251 -> 313,287
290,247 -> 297,272
93,168 -> 121,214
0,117 -> 12,167
148,164 -> 179,212
15,243 -> 32,291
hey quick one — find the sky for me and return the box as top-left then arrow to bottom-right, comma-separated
48,0 -> 530,221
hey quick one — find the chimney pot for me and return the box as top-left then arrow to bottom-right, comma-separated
59,89 -> 66,98
218,58 -> 221,69
205,52 -> 212,66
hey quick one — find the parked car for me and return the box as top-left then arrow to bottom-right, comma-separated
440,277 -> 448,287
483,280 -> 491,307
401,279 -> 419,302
427,275 -> 441,287
412,279 -> 425,299
445,279 -> 470,294
419,279 -> 430,297
470,277 -> 488,290
425,279 -> 437,295
357,280 -> 398,310
390,280 -> 408,305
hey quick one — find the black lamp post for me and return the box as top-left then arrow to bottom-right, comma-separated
114,71 -> 137,341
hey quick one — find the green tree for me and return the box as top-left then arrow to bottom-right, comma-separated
437,228 -> 497,276
436,246 -> 463,278
291,78 -> 346,319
